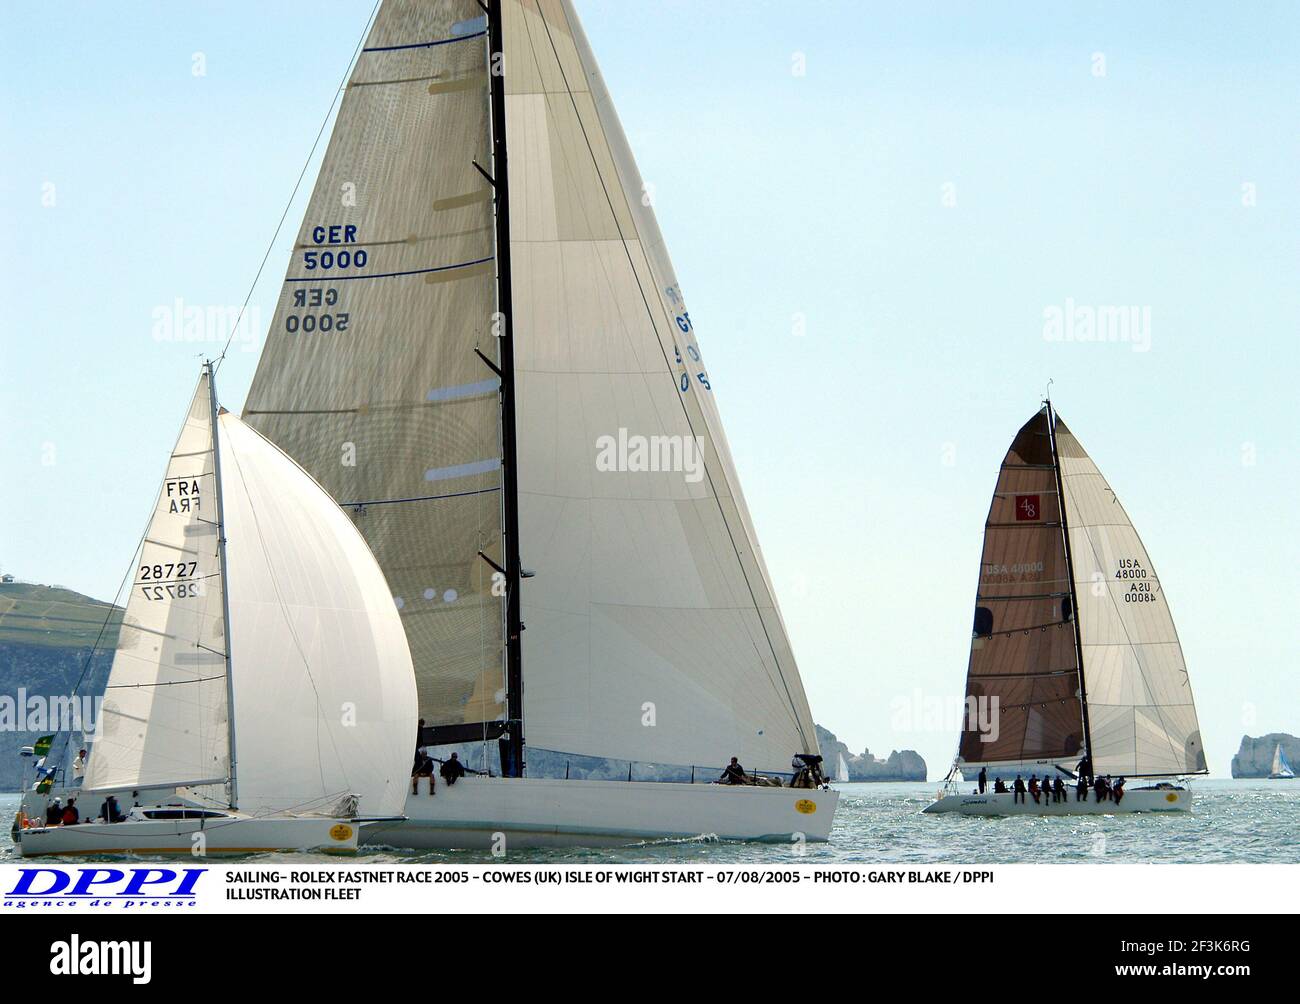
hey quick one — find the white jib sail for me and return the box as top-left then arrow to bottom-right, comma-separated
85,371 -> 231,793
1055,417 -> 1205,776
501,0 -> 818,773
217,412 -> 418,817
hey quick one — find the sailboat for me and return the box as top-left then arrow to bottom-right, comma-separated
238,0 -> 835,848
1269,744 -> 1295,779
15,365 -> 418,856
233,0 -> 832,847
925,401 -> 1207,816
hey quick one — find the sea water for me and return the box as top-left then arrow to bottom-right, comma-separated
1,779 -> 1294,864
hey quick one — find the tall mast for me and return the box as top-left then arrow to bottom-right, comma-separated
206,361 -> 239,808
1046,399 -> 1093,767
487,0 -> 525,777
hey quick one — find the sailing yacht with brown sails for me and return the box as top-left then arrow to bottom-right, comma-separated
925,402 -> 1206,815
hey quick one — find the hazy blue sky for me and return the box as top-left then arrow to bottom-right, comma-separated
2,2 -> 1296,777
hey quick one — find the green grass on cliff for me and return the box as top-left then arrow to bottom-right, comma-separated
0,582 -> 122,649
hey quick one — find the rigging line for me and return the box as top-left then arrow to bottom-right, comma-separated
221,437 -> 350,799
283,255 -> 493,282
530,6 -> 810,749
214,0 -> 382,370
342,486 -> 502,508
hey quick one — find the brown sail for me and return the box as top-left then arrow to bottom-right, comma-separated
958,408 -> 1085,767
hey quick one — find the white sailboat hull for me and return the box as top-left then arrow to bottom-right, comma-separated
1268,772 -> 1295,780
15,814 -> 359,857
922,787 -> 1192,816
363,776 -> 838,849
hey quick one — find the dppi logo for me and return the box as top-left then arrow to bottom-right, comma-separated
5,868 -> 204,909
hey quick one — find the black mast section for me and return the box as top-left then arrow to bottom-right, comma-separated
488,0 -> 525,778
1046,400 -> 1093,769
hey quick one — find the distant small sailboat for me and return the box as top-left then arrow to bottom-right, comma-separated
838,753 -> 852,782
1269,744 -> 1295,780
15,365 -> 418,856
926,401 -> 1207,816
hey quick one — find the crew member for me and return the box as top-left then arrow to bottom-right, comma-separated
1013,775 -> 1026,804
100,795 -> 126,823
720,757 -> 746,785
440,752 -> 468,787
977,766 -> 987,794
412,746 -> 434,795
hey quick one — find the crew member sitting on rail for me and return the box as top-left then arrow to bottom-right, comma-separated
719,757 -> 747,785
61,799 -> 79,825
1113,776 -> 1126,805
412,746 -> 435,795
439,752 -> 468,787
790,752 -> 827,788
993,777 -> 1008,794
1053,776 -> 1066,803
1013,775 -> 1026,803
1028,774 -> 1041,803
44,798 -> 62,826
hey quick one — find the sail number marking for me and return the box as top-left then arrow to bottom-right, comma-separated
1116,560 -> 1155,602
287,287 -> 349,334
302,225 -> 366,271
139,582 -> 205,601
137,562 -> 205,601
672,316 -> 710,393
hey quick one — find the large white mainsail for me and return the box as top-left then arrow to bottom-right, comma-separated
244,0 -> 507,746
85,371 -> 230,793
1055,417 -> 1205,777
243,0 -> 819,777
